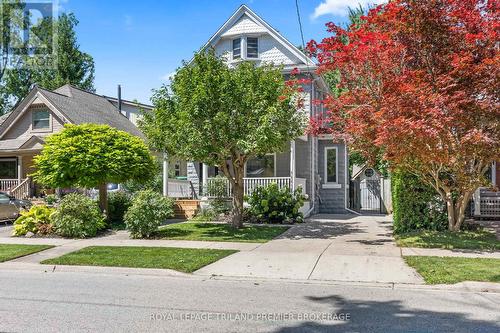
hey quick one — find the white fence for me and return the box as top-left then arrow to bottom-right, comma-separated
205,177 -> 306,198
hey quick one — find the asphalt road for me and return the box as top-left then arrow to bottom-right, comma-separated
0,268 -> 499,333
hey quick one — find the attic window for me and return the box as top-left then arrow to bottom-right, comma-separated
232,38 -> 241,59
247,37 -> 258,58
32,109 -> 50,129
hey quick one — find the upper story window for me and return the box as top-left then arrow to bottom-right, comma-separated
246,37 -> 258,58
232,38 -> 241,59
32,109 -> 50,130
232,36 -> 259,60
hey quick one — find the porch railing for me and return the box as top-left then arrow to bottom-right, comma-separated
0,179 -> 19,192
205,177 -> 306,198
167,179 -> 197,199
10,178 -> 31,200
474,188 -> 500,218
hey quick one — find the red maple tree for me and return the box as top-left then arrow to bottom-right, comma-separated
308,0 -> 500,230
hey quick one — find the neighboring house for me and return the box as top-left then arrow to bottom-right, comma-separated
167,5 -> 352,215
0,84 -> 151,198
474,162 -> 500,218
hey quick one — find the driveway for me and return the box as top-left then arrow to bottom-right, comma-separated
196,215 -> 423,284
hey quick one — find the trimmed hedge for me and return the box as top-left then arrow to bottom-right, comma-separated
392,170 -> 447,234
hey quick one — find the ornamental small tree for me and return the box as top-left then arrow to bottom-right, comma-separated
308,0 -> 499,231
33,124 -> 155,214
140,50 -> 305,228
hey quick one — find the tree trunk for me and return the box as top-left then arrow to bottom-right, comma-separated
444,191 -> 473,232
98,183 -> 108,217
231,170 -> 245,229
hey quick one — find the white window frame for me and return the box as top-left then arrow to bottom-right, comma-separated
244,153 -> 276,178
246,36 -> 259,59
231,36 -> 260,61
323,147 -> 341,189
31,108 -> 52,132
232,37 -> 242,61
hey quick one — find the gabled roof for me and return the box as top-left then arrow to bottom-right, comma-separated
0,84 -> 144,139
0,135 -> 44,151
203,4 -> 316,69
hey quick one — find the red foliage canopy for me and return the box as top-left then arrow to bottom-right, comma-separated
308,0 -> 499,229
309,0 -> 499,174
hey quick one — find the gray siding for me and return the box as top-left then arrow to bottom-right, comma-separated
295,138 -> 312,196
275,143 -> 290,177
3,105 -> 65,140
317,140 -> 347,214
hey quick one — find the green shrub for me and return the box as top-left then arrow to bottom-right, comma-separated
392,170 -> 447,234
44,194 -> 58,206
107,191 -> 132,227
125,189 -> 175,238
52,193 -> 105,238
13,205 -> 55,236
205,176 -> 231,214
247,183 -> 306,224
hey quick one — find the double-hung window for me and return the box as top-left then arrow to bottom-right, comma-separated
32,109 -> 50,130
246,37 -> 258,58
232,38 -> 241,60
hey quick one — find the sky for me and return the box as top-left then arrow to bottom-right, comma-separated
58,0 -> 374,104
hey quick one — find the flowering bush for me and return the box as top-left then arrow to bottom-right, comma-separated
124,190 -> 174,238
247,183 -> 306,224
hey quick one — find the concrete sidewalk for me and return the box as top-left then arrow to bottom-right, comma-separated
195,215 -> 425,284
402,247 -> 500,258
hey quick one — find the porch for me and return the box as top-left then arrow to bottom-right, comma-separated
0,153 -> 38,199
473,188 -> 500,219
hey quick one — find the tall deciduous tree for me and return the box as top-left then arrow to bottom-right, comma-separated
1,11 -> 94,113
308,0 -> 499,231
33,124 -> 155,214
140,51 -> 305,228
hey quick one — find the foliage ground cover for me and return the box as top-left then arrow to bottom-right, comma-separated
41,246 -> 237,273
155,222 -> 289,243
396,230 -> 500,251
404,256 -> 500,284
0,244 -> 54,262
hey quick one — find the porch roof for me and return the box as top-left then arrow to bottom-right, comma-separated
0,135 -> 43,151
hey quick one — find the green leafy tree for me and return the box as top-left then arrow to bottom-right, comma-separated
33,124 -> 155,214
140,51 -> 305,228
1,11 -> 94,113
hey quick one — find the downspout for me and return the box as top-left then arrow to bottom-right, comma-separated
304,76 -> 315,217
344,144 -> 360,215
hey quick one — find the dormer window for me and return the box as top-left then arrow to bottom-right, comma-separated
247,37 -> 258,58
232,36 -> 259,60
32,109 -> 50,130
232,38 -> 241,59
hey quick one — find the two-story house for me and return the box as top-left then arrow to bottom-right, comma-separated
171,5 -> 352,215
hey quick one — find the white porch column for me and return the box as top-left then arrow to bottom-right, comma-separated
17,156 -> 22,183
162,152 -> 169,197
290,140 -> 296,190
202,163 -> 209,196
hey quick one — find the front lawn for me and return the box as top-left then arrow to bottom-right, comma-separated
155,222 -> 289,243
0,244 -> 54,262
395,230 -> 500,251
404,256 -> 500,284
41,246 -> 237,273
